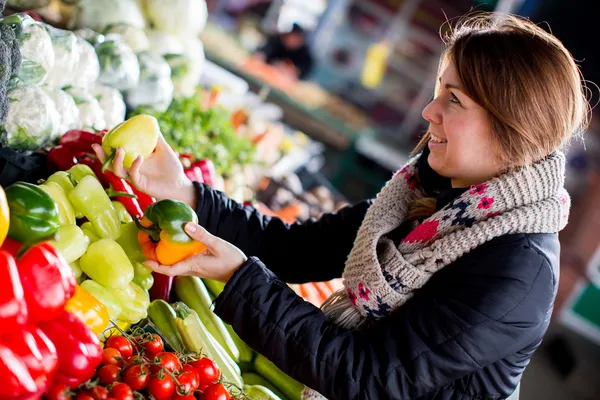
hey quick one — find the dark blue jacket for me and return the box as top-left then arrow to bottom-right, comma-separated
194,183 -> 559,400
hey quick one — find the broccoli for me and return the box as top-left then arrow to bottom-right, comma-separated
0,21 -> 22,122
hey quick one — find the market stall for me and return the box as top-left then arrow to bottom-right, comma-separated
0,1 -> 343,399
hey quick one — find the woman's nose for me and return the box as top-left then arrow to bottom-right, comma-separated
422,98 -> 442,125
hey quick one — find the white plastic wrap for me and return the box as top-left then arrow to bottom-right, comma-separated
96,37 -> 140,91
43,88 -> 81,140
73,0 -> 145,33
93,85 -> 126,130
125,51 -> 173,113
44,26 -> 79,89
71,36 -> 100,90
2,87 -> 59,150
65,87 -> 106,132
104,23 -> 149,53
147,30 -> 184,56
11,16 -> 55,87
145,0 -> 207,38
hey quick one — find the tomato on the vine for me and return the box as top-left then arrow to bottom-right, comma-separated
191,357 -> 221,388
173,395 -> 196,400
200,384 -> 231,400
175,364 -> 200,395
109,383 -> 134,400
97,364 -> 121,385
143,334 -> 164,357
45,383 -> 72,400
147,373 -> 175,400
102,348 -> 123,366
75,394 -> 94,400
105,335 -> 134,359
122,363 -> 150,390
152,352 -> 182,373
82,386 -> 109,400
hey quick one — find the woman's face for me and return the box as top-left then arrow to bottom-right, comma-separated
421,62 -> 503,188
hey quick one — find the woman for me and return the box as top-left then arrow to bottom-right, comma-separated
96,13 -> 589,400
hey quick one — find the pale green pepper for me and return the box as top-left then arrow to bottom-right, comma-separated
68,175 -> 121,240
112,201 -> 133,224
110,282 -> 149,324
101,115 -> 160,171
67,164 -> 96,184
116,221 -> 145,262
81,279 -> 123,321
79,238 -> 134,288
70,259 -> 83,280
39,182 -> 76,226
49,225 -> 90,263
46,171 -> 75,194
81,222 -> 100,243
132,261 -> 154,290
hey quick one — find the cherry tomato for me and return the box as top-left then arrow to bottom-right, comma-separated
175,364 -> 200,396
102,348 -> 123,366
173,395 -> 196,400
191,358 -> 221,388
109,383 -> 134,400
97,364 -> 121,385
200,384 -> 231,400
122,363 -> 150,391
147,373 -> 175,400
153,352 -> 182,373
83,386 -> 110,400
75,394 -> 94,400
45,383 -> 72,400
143,334 -> 164,357
105,335 -> 134,359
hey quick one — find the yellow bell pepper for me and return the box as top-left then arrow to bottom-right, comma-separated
65,285 -> 110,336
0,186 -> 9,247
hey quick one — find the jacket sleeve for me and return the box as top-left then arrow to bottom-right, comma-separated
214,242 -> 554,400
194,182 -> 371,283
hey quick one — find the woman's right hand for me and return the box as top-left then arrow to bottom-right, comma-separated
92,135 -> 196,207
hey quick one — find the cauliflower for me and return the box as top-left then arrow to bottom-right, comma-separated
72,0 -> 145,34
96,37 -> 140,91
125,51 -> 173,113
104,23 -> 149,53
93,84 -> 126,130
44,26 -> 79,89
65,87 -> 106,132
147,30 -> 184,56
1,87 -> 59,151
43,88 -> 80,140
145,0 -> 207,38
71,36 -> 100,90
74,28 -> 105,47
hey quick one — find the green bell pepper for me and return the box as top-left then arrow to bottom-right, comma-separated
116,221 -> 145,262
68,175 -> 121,240
39,182 -> 76,226
113,201 -> 133,224
132,261 -> 154,290
49,225 -> 90,263
80,279 -> 123,321
110,282 -> 149,324
67,164 -> 96,185
46,171 -> 76,194
6,182 -> 61,243
81,222 -> 101,243
79,238 -> 134,288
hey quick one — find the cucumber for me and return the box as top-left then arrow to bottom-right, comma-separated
254,355 -> 304,400
147,300 -> 185,353
174,276 -> 240,362
172,302 -> 243,388
246,385 -> 284,400
242,373 -> 288,400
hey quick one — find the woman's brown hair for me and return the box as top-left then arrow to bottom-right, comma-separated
408,12 -> 591,221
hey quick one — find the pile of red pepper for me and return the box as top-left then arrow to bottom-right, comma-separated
0,189 -> 102,398
180,154 -> 218,187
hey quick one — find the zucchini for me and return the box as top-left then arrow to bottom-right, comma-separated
147,300 -> 185,353
203,278 -> 226,297
245,385 -> 284,400
242,373 -> 288,400
254,355 -> 304,400
174,276 -> 240,362
226,323 -> 255,365
172,302 -> 243,388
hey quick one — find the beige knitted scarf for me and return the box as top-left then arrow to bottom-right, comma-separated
303,152 -> 570,399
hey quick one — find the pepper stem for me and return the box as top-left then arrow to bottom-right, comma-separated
134,218 -> 161,243
101,151 -> 116,173
105,188 -> 137,199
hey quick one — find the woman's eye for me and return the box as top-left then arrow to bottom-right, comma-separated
449,93 -> 461,104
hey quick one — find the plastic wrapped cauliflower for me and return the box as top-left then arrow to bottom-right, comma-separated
1,14 -> 55,87
74,28 -> 105,47
93,84 -> 125,130
104,23 -> 149,53
96,37 -> 140,91
125,51 -> 173,113
1,87 -> 59,151
147,30 -> 184,56
65,87 -> 106,132
145,0 -> 207,38
43,88 -> 80,140
44,26 -> 79,89
72,0 -> 145,34
168,37 -> 205,98
71,35 -> 100,90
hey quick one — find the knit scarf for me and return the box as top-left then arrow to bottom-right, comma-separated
303,152 -> 570,399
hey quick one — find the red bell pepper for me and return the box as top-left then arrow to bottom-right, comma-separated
58,130 -> 102,153
0,343 -> 38,399
0,250 -> 27,335
104,171 -> 143,219
192,159 -> 217,187
47,146 -> 79,171
18,243 -> 76,324
38,311 -> 102,389
78,156 -> 110,186
185,166 -> 204,183
149,272 -> 174,302
130,185 -> 156,212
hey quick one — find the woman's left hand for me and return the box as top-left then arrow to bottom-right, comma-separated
145,223 -> 248,283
